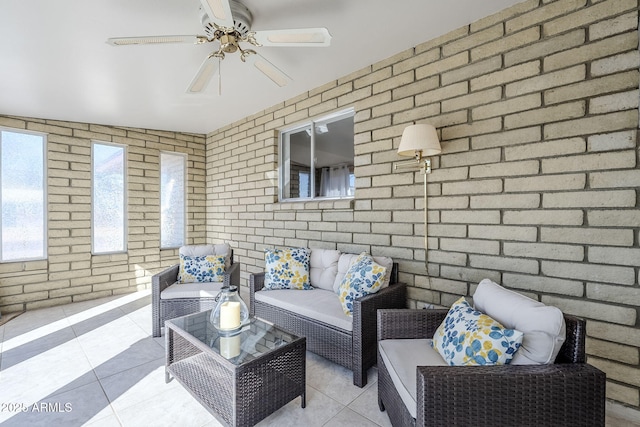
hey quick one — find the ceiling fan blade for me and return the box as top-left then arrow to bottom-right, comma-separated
244,53 -> 292,87
187,54 -> 219,93
107,35 -> 207,46
200,0 -> 235,29
252,28 -> 332,47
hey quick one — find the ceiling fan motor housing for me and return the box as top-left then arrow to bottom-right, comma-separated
201,0 -> 253,39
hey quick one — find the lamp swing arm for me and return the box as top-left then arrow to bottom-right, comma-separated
393,157 -> 432,173
394,123 -> 442,271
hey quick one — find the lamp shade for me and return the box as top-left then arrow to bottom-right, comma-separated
397,124 -> 442,157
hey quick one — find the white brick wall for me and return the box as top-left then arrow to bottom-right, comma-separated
0,0 -> 636,415
206,0 -> 640,411
0,116 -> 207,311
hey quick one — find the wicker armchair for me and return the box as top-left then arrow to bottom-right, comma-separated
377,309 -> 606,427
250,264 -> 406,387
152,248 -> 239,337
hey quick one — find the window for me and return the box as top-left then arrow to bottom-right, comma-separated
0,129 -> 46,262
160,152 -> 186,248
279,109 -> 355,201
92,142 -> 126,254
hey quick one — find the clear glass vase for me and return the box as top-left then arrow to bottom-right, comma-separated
210,285 -> 249,335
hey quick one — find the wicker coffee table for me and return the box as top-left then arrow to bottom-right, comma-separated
165,310 -> 306,426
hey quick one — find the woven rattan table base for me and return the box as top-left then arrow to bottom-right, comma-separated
166,317 -> 306,427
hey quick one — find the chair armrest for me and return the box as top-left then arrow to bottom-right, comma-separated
151,264 -> 180,337
352,283 -> 407,385
152,264 -> 179,295
416,363 -> 606,426
249,272 -> 265,316
377,309 -> 448,341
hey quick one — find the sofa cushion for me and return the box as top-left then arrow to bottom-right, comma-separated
177,254 -> 226,283
254,288 -> 352,331
338,253 -> 386,316
264,247 -> 312,290
473,279 -> 566,365
161,281 -> 226,299
180,243 -> 231,267
432,297 -> 523,366
333,253 -> 393,293
379,339 -> 447,419
309,248 -> 340,291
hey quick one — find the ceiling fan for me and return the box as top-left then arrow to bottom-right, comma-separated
107,0 -> 332,94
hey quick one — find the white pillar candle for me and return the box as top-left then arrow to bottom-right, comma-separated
220,335 -> 241,359
219,301 -> 241,330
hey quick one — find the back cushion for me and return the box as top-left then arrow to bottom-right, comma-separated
332,253 -> 393,293
309,248 -> 340,291
473,279 -> 566,365
180,243 -> 231,267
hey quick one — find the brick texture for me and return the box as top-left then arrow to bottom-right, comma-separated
1,0 -> 638,415
0,116 -> 207,311
204,0 -> 640,412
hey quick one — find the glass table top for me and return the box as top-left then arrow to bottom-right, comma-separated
167,310 -> 300,365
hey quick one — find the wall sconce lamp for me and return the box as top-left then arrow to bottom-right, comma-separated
394,124 -> 442,271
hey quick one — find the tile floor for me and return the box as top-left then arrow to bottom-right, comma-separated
0,290 -> 638,427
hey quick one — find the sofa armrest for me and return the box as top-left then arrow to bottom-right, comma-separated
355,283 -> 408,324
249,272 -> 265,316
416,363 -> 606,426
377,309 -> 447,341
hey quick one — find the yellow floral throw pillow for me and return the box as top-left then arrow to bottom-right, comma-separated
264,247 -> 312,290
432,297 -> 524,366
178,254 -> 226,283
338,253 -> 387,316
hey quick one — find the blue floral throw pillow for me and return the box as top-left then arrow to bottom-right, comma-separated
432,297 -> 524,366
178,254 -> 226,283
264,247 -> 312,290
338,253 -> 387,316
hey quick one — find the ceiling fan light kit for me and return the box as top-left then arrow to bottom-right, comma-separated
107,0 -> 331,94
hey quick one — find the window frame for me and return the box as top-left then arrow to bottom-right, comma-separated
91,140 -> 127,255
159,151 -> 187,249
0,127 -> 48,263
278,108 -> 355,202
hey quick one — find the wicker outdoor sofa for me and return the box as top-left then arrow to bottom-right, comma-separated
249,249 -> 407,387
377,308 -> 606,426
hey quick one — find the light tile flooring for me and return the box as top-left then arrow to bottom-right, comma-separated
0,290 -> 638,427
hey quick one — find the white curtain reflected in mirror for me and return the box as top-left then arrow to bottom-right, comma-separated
319,164 -> 353,197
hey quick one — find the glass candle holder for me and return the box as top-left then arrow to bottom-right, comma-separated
210,285 -> 249,335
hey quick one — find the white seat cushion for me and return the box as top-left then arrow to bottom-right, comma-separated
309,248 -> 340,291
379,339 -> 447,419
180,243 -> 231,267
333,253 -> 393,293
255,288 -> 352,331
161,281 -> 225,300
473,279 -> 566,365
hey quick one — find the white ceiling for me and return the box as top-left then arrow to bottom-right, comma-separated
0,0 -> 524,135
